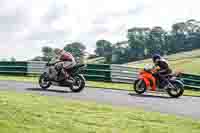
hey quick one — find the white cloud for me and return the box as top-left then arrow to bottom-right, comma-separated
0,0 -> 199,60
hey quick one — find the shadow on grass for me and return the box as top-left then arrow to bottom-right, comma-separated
128,93 -> 172,99
26,88 -> 72,93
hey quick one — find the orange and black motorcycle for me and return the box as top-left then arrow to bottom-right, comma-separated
134,64 -> 184,98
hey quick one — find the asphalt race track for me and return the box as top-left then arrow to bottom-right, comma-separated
0,80 -> 200,119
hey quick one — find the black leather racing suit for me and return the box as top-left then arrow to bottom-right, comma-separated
154,59 -> 172,87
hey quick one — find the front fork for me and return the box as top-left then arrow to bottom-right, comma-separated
167,81 -> 178,91
139,76 -> 151,89
140,75 -> 157,91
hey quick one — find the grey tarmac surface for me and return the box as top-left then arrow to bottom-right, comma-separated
0,80 -> 200,119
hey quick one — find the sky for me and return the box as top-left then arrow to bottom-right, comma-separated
0,0 -> 199,60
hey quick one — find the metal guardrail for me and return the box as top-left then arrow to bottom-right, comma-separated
111,65 -> 139,83
0,61 -> 200,90
27,61 -> 46,74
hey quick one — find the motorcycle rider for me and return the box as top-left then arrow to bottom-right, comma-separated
50,48 -> 76,81
152,54 -> 172,88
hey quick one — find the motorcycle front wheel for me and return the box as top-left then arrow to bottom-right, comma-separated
39,73 -> 52,89
134,79 -> 146,94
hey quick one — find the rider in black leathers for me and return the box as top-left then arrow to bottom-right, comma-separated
152,54 -> 172,88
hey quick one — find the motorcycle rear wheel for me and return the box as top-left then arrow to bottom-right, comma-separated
167,80 -> 184,98
70,74 -> 85,92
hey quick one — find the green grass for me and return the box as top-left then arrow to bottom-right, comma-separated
86,57 -> 105,64
0,75 -> 38,82
0,91 -> 200,133
126,49 -> 200,74
0,75 -> 200,97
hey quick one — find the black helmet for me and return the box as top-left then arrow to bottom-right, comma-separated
152,54 -> 161,63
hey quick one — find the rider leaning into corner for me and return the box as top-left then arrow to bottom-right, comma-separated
50,48 -> 76,81
152,54 -> 172,89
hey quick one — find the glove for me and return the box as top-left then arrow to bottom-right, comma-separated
152,72 -> 159,77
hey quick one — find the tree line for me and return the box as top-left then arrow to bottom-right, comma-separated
33,19 -> 200,64
32,42 -> 86,63
112,19 -> 200,63
0,57 -> 16,62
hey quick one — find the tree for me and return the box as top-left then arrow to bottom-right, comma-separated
127,27 -> 150,59
42,46 -> 54,61
147,26 -> 167,55
95,40 -> 112,56
95,40 -> 113,63
64,42 -> 86,63
170,20 -> 200,52
184,19 -> 200,50
112,43 -> 129,64
1,58 -> 7,61
31,56 -> 44,61
10,57 -> 16,62
171,22 -> 188,52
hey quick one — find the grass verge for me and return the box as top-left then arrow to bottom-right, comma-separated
0,91 -> 200,133
0,75 -> 200,97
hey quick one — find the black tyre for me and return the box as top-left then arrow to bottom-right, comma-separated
70,74 -> 85,92
167,80 -> 184,98
134,79 -> 146,94
39,73 -> 51,89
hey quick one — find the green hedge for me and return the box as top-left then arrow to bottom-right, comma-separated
0,62 -> 27,75
82,64 -> 111,81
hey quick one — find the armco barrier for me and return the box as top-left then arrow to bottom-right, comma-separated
111,65 -> 139,83
27,61 -> 46,74
0,61 -> 200,90
181,73 -> 200,89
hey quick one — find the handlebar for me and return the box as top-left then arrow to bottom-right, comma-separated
46,61 -> 61,66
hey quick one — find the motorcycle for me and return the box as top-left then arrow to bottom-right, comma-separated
39,61 -> 86,92
134,64 -> 184,98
